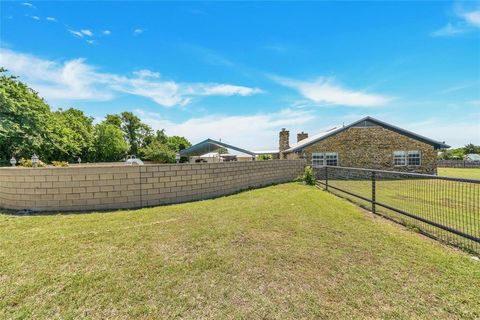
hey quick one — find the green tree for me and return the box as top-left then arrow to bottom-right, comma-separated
93,122 -> 129,162
140,140 -> 176,163
120,112 -> 152,155
464,143 -> 480,155
49,108 -> 95,161
0,69 -> 53,162
167,135 -> 191,152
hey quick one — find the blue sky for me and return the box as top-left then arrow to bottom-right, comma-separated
1,1 -> 479,149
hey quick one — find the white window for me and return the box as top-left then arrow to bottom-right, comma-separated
407,150 -> 421,166
312,152 -> 338,167
325,152 -> 338,166
312,152 -> 324,167
393,151 -> 406,166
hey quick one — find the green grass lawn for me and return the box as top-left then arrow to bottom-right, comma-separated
1,184 -> 479,319
438,167 -> 480,180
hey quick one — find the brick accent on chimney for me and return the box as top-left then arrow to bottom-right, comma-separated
297,131 -> 308,142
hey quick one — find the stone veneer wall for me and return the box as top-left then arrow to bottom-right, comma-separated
287,127 -> 437,174
0,160 -> 305,212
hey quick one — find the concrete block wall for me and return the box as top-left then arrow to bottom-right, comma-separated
0,160 -> 305,212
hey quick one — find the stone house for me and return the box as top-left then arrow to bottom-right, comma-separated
280,116 -> 449,174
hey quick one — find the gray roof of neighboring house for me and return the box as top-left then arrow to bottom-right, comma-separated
285,116 -> 450,153
466,154 -> 480,161
180,138 -> 256,157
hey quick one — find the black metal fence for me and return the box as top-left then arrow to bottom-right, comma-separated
315,166 -> 480,255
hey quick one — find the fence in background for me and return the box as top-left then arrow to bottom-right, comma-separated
438,160 -> 480,168
315,166 -> 480,255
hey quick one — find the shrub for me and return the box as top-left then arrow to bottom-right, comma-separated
298,165 -> 316,186
52,161 -> 69,167
258,154 -> 273,161
18,158 -> 46,168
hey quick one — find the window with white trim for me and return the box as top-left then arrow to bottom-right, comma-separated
312,152 -> 324,167
311,152 -> 338,167
325,152 -> 338,166
393,151 -> 406,166
407,150 -> 421,166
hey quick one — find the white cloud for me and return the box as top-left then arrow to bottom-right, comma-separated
46,17 -> 57,22
462,10 -> 480,27
21,2 -> 34,8
133,28 -> 144,35
432,9 -> 480,37
272,76 -> 393,107
86,40 -> 95,45
31,15 -> 40,21
133,69 -> 160,78
431,23 -> 466,37
69,29 -> 84,38
80,29 -> 93,37
134,108 -> 316,150
401,117 -> 480,148
102,30 -> 111,35
0,49 -> 262,107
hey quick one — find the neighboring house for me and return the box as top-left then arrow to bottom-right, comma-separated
280,116 -> 449,174
465,154 -> 480,161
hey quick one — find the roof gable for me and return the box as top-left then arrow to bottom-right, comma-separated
180,138 -> 256,157
286,116 -> 450,152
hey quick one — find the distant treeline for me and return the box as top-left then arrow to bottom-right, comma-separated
0,69 -> 191,165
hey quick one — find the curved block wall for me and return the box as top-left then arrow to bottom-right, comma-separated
0,160 -> 305,212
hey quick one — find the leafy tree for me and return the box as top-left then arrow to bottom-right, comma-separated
104,114 -> 123,127
0,69 -> 52,161
167,135 -> 192,152
93,122 -> 129,161
464,143 -> 480,155
49,108 -> 95,161
140,140 -> 176,163
120,112 -> 152,155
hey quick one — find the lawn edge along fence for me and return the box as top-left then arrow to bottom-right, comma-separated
0,160 -> 305,212
316,166 -> 480,255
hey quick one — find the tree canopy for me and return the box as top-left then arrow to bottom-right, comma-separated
0,70 -> 191,164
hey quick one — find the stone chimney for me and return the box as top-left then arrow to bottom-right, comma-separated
297,131 -> 308,143
279,128 -> 290,153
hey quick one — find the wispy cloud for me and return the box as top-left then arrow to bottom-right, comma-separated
21,2 -> 35,8
133,69 -> 161,78
432,8 -> 480,37
68,30 -> 84,38
134,108 -> 315,150
0,49 -> 263,107
80,29 -> 93,37
133,28 -> 144,35
46,17 -> 57,22
102,30 -> 111,35
271,75 -> 393,107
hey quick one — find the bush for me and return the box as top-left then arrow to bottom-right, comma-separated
258,154 -> 273,161
52,161 -> 69,167
18,158 -> 46,168
298,165 -> 316,186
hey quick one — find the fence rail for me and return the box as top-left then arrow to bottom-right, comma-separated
438,160 -> 480,168
315,166 -> 480,255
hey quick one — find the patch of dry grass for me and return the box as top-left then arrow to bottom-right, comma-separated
1,183 -> 479,319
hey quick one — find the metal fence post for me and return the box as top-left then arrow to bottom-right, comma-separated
371,171 -> 376,214
325,166 -> 328,191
